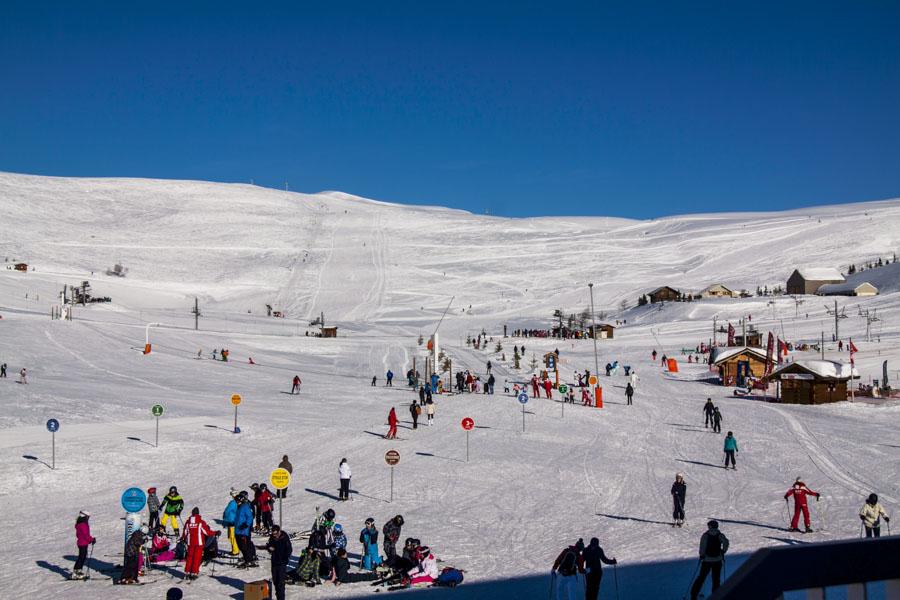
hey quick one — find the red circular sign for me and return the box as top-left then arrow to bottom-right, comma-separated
461,417 -> 474,431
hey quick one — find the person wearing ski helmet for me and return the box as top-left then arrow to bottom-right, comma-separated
407,544 -> 439,586
723,432 -> 738,469
382,515 -> 404,566
147,487 -> 161,531
257,484 -> 275,534
671,473 -> 687,527
182,507 -> 219,580
784,477 -> 820,533
222,490 -> 240,555
859,493 -> 890,538
234,491 -> 258,567
71,511 -> 96,580
359,517 -> 382,571
160,486 -> 184,536
690,521 -> 729,600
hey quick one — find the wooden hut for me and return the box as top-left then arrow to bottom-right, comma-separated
14,263 -> 28,272
771,360 -> 854,404
700,284 -> 734,298
711,347 -> 768,387
648,286 -> 681,303
320,326 -> 338,338
589,323 -> 615,339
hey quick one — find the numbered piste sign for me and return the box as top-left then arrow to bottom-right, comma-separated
230,394 -> 242,406
518,392 -> 529,405
46,418 -> 60,432
558,384 -> 569,394
121,487 -> 147,513
151,404 -> 164,417
270,468 -> 291,490
384,450 -> 401,466
461,417 -> 475,431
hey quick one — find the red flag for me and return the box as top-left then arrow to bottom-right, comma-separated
777,338 -> 787,363
849,339 -> 859,354
727,323 -> 735,347
764,332 -> 775,377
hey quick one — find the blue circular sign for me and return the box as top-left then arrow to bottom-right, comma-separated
46,418 -> 59,432
121,487 -> 147,513
518,393 -> 529,405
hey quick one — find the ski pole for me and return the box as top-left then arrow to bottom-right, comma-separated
548,572 -> 555,600
84,543 -> 94,580
613,562 -> 621,600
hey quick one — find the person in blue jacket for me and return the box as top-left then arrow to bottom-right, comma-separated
723,431 -> 738,469
359,518 -> 382,571
234,492 -> 258,567
223,491 -> 239,555
386,370 -> 393,386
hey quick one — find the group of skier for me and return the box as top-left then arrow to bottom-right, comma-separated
550,537 -> 618,600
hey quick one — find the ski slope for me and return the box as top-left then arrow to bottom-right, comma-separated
1,171 -> 899,599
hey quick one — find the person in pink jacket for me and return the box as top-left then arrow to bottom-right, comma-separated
72,511 -> 96,580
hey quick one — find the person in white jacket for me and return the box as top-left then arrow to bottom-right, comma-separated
338,459 -> 352,502
629,370 -> 638,388
859,493 -> 890,538
408,546 -> 439,585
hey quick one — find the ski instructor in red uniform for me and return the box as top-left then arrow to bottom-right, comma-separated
182,507 -> 219,580
785,478 -> 820,533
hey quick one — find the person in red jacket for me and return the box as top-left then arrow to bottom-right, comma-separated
257,484 -> 275,534
292,375 -> 301,394
785,478 -> 820,533
543,377 -> 553,399
182,507 -> 219,580
386,407 -> 398,439
531,375 -> 541,398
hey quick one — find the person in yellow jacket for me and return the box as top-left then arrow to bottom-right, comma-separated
859,493 -> 890,538
160,486 -> 184,536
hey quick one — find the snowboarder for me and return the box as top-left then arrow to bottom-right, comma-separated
277,455 -> 293,498
859,493 -> 890,538
409,400 -> 420,429
723,432 -> 738,469
551,538 -> 585,600
147,487 -> 160,531
338,458 -> 352,501
360,518 -> 382,570
703,398 -> 715,428
182,507 -> 219,580
671,473 -> 686,527
382,515 -> 404,567
386,370 -> 393,386
71,511 -> 96,580
160,486 -> 184,536
425,397 -> 435,426
292,375 -> 301,394
712,406 -> 723,434
582,537 -> 617,600
223,491 -> 240,555
784,478 -> 820,532
625,382 -> 634,405
386,407 -> 398,439
265,525 -> 293,600
689,520 -> 729,600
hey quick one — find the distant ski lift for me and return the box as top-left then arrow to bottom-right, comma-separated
106,263 -> 128,277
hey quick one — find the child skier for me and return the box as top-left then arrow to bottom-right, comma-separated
785,478 -> 820,533
723,432 -> 738,469
859,493 -> 890,538
425,397 -> 435,426
147,487 -> 160,531
360,518 -> 382,570
292,375 -> 301,394
160,486 -> 185,536
671,473 -> 686,527
71,511 -> 96,580
712,406 -> 723,434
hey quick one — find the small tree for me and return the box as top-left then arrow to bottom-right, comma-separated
466,335 -> 472,346
529,353 -> 539,371
620,298 -> 628,311
441,357 -> 451,373
513,347 -> 521,369
494,341 -> 503,353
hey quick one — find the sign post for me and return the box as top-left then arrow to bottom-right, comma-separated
384,450 -> 400,502
151,404 -> 164,447
46,419 -> 59,469
230,394 -> 242,433
269,468 -> 292,528
518,392 -> 529,432
121,487 -> 147,549
589,375 -> 602,408
558,384 -> 569,418
461,417 -> 474,462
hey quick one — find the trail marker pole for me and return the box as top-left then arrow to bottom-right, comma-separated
461,417 -> 474,462
270,468 -> 292,529
151,404 -> 164,447
46,419 -> 59,469
384,450 -> 400,502
230,394 -> 242,433
518,392 -> 528,432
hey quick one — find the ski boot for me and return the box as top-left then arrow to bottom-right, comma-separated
805,526 -> 813,533
70,570 -> 85,580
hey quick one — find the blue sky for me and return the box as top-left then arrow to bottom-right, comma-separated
2,1 -> 899,218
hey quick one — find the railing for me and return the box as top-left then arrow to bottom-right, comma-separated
710,536 -> 900,599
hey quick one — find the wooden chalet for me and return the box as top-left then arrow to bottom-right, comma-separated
700,283 -> 734,298
786,268 -> 844,295
711,346 -> 769,387
589,323 -> 615,339
320,326 -> 338,338
14,263 -> 28,272
771,360 -> 854,404
648,286 -> 681,303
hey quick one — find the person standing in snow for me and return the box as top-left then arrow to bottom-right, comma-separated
292,375 -> 301,394
382,515 -> 404,567
359,517 -> 381,570
265,525 -> 293,600
671,473 -> 686,527
703,398 -> 715,428
386,370 -> 393,386
625,382 -> 634,405
19,368 -> 27,384
222,491 -> 240,555
785,478 -> 820,533
182,507 -> 219,580
147,487 -> 160,532
629,369 -> 638,388
689,521 -> 729,600
712,406 -> 723,434
425,397 -> 435,426
0,362 -> 6,377
277,455 -> 293,498
543,377 -> 553,399
531,374 -> 541,398
551,538 -> 585,600
386,407 -> 398,439
418,385 -> 425,404
723,432 -> 738,469
119,527 -> 148,584
71,511 -> 96,579
582,537 -> 617,600
257,484 -> 275,534
371,376 -> 377,386
338,458 -> 352,501
234,492 -> 258,567
409,399 -> 420,429
859,493 -> 890,538
160,486 -> 184,536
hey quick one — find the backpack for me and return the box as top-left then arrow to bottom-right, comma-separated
174,539 -> 187,560
435,567 -> 465,587
308,528 -> 326,550
705,533 -> 722,558
558,549 -> 578,576
416,405 -> 422,415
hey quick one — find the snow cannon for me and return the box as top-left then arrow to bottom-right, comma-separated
143,344 -> 152,355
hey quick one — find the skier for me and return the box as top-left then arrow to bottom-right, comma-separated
330,547 -> 380,585
703,398 -> 715,428
338,458 -> 352,501
582,537 -> 617,600
147,487 -> 160,531
784,478 -> 820,533
71,511 -> 96,580
360,517 -> 382,570
250,483 -> 262,532
652,350 -> 657,361
859,493 -> 890,538
182,507 -> 219,580
531,375 -> 541,398
119,527 -> 148,584
257,484 -> 274,534
625,382 -> 634,406
222,490 -> 240,555
292,375 -> 301,394
712,406 -> 723,434
386,370 -> 393,386
371,376 -> 377,386
160,486 -> 184,536
689,520 -> 729,600
407,544 -> 439,586
486,360 -> 492,373
723,432 -> 738,469
671,473 -> 686,527
629,369 -> 638,388
425,397 -> 435,426
234,491 -> 258,568
0,362 -> 6,377
265,525 -> 293,600
418,385 -> 425,404
487,373 -> 495,394
19,368 -> 27,384
409,399 -> 419,429
382,515 -> 404,567
543,377 -> 553,399
277,455 -> 293,498
386,407 -> 398,439
661,354 -> 667,367
551,538 -> 585,600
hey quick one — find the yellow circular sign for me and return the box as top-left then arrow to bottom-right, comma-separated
270,467 -> 291,490
231,394 -> 242,406
588,375 -> 598,386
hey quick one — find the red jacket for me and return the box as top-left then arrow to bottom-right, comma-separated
388,408 -> 398,426
183,514 -> 214,547
785,483 -> 819,507
258,490 -> 274,513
